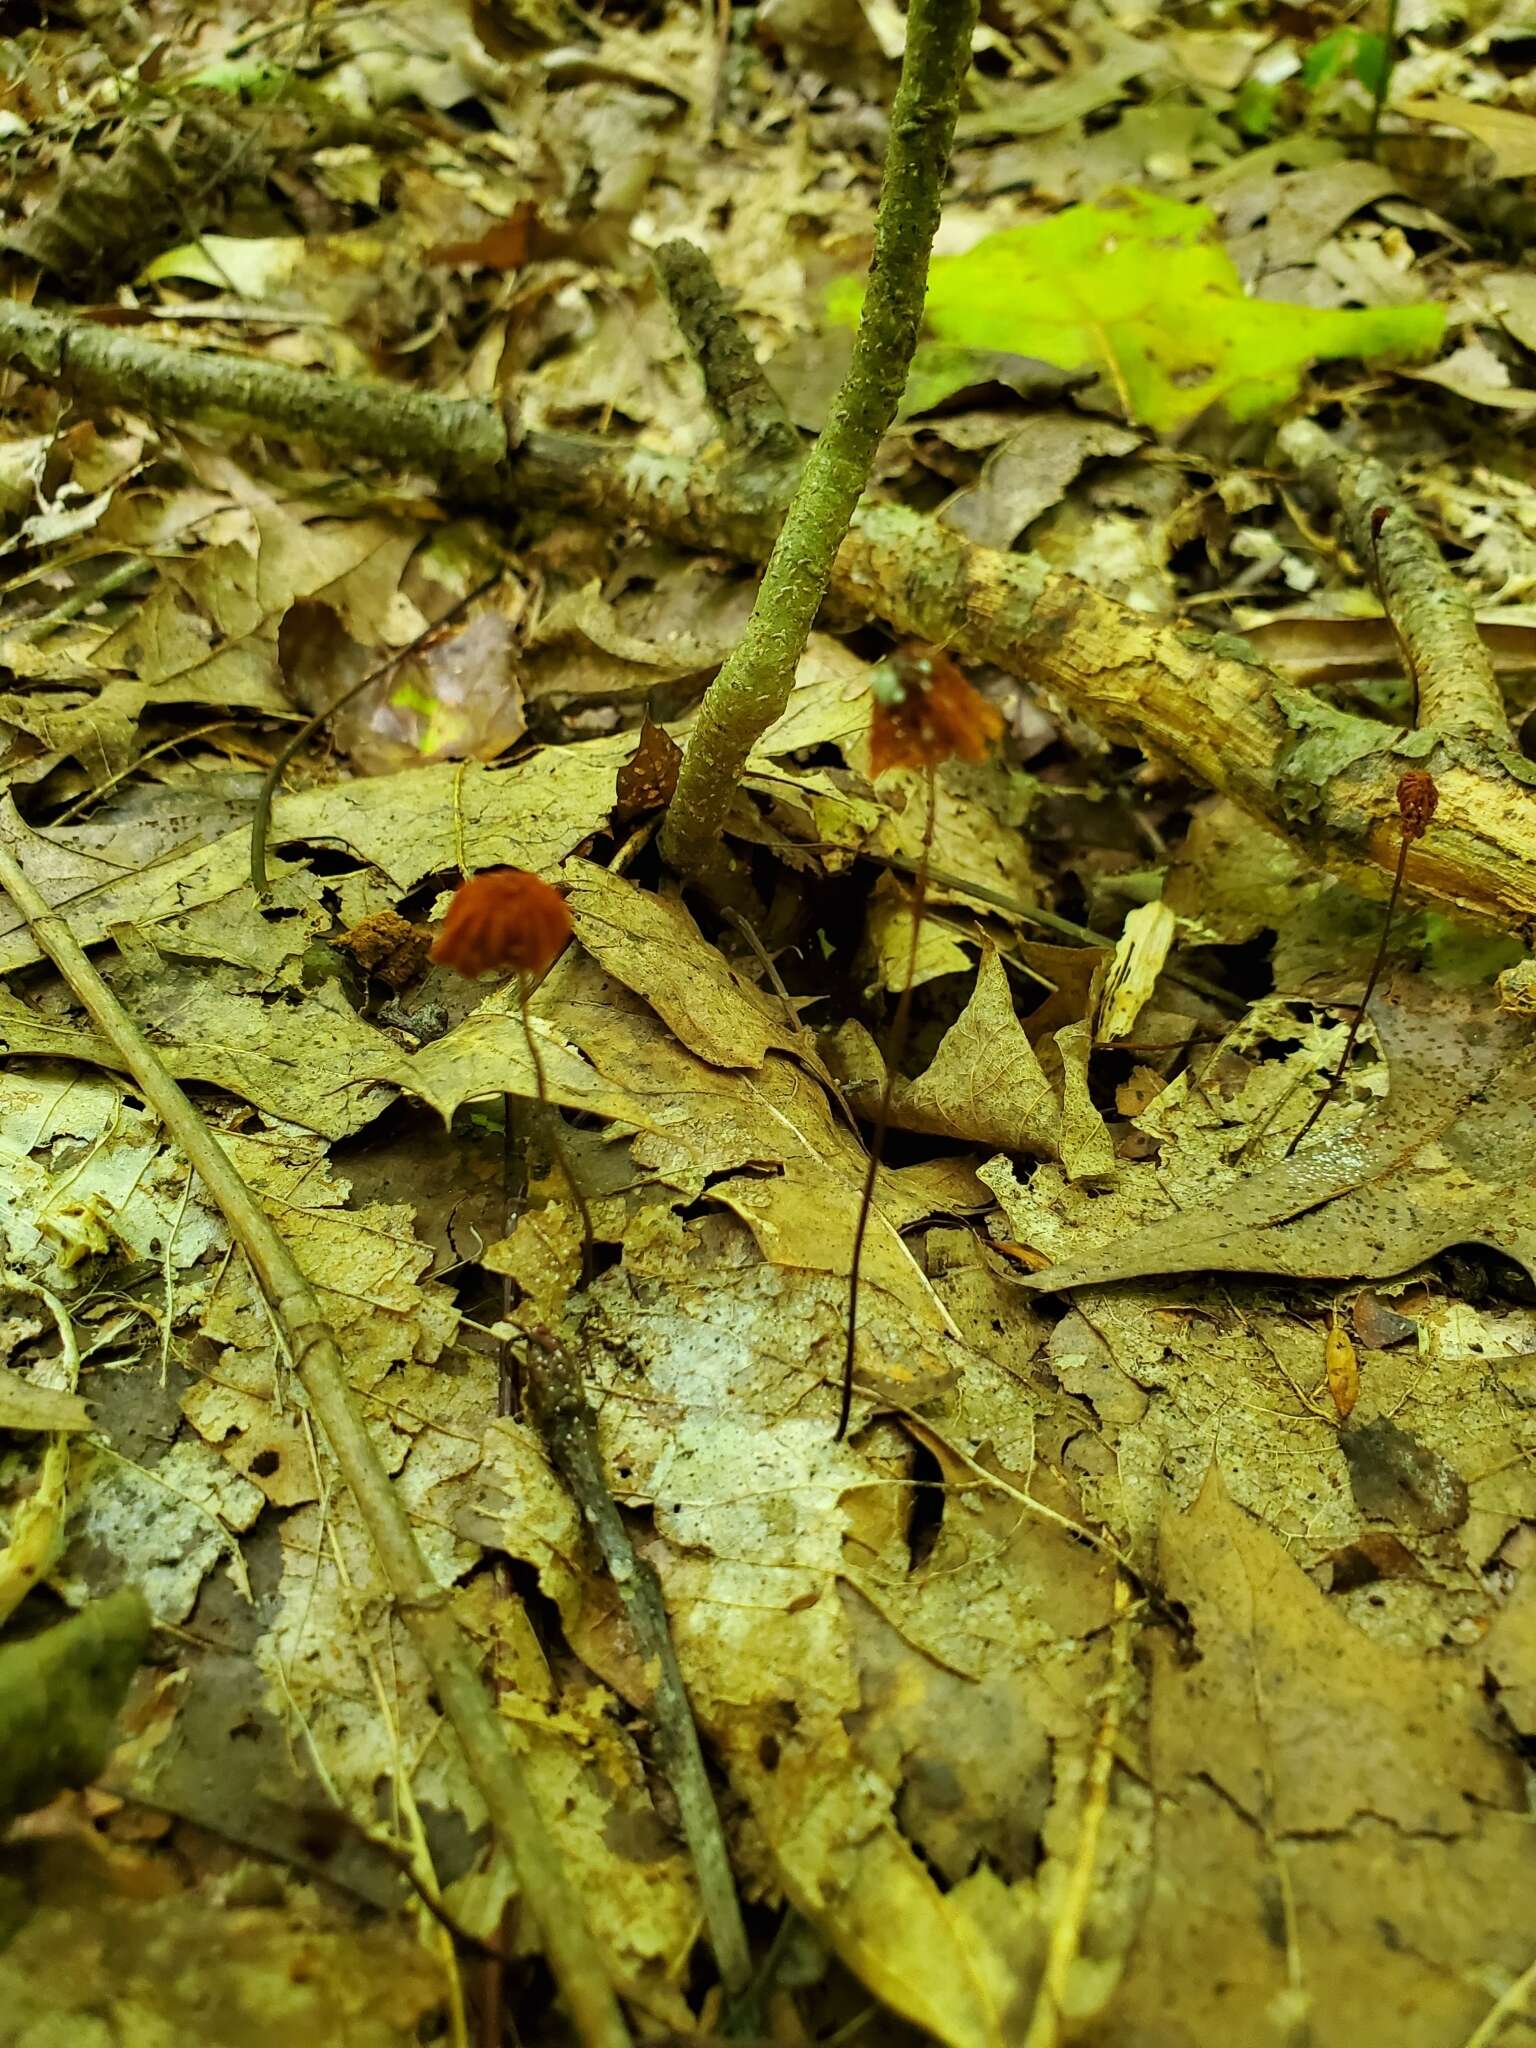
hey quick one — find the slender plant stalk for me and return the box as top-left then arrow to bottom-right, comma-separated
502,956 -> 747,1993
1284,835 -> 1405,1157
0,834 -> 631,2048
516,974 -> 595,1287
1022,1573 -> 1131,2048
839,761 -> 937,1440
1286,790 -> 1433,1163
659,0 -> 977,894
518,1329 -> 753,1998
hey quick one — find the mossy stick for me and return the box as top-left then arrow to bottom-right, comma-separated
653,238 -> 800,465
657,0 -> 978,895
2,309 -> 1526,925
1330,453 -> 1508,741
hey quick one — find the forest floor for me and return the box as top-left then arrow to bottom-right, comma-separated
4,2 -> 1536,2044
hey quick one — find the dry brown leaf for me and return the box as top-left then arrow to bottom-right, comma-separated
1026,1005 -> 1536,1292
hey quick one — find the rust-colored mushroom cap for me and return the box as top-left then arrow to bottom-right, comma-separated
430,868 -> 572,979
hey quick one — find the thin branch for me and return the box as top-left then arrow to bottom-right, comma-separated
1329,452 -> 1509,741
0,298 -> 515,496
840,762 -> 937,1441
518,1329 -> 752,1998
1460,1949 -> 1536,2048
0,820 -> 632,2048
653,239 -> 800,466
658,0 -> 980,894
1,305 -> 1533,926
1022,1573 -> 1131,2048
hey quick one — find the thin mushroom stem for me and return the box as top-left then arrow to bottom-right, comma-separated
838,759 -> 937,1440
1284,830 -> 1407,1159
1286,770 -> 1438,1157
517,972 -> 595,1289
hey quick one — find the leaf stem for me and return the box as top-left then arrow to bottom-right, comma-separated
517,974 -> 595,1288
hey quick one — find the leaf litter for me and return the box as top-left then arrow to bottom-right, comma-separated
3,1 -> 1536,2044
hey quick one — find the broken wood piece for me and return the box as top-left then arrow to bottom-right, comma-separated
2,299 -> 1534,931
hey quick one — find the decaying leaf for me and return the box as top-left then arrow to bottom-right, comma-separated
1026,1004 -> 1536,1293
840,947 -> 1061,1155
1118,1468 -> 1536,2046
1096,899 -> 1176,1043
612,711 -> 683,822
0,1847 -> 446,2046
577,1206 -> 1120,2048
9,8 -> 1536,2039
564,859 -> 804,1069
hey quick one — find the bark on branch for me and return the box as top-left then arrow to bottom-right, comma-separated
2,299 -> 1534,932
1312,440 -> 1510,742
652,238 -> 799,466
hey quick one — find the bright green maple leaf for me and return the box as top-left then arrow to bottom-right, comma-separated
828,187 -> 1445,431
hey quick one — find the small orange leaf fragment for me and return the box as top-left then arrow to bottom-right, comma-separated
430,868 -> 572,980
993,1239 -> 1052,1272
1325,1317 -> 1359,1419
868,644 -> 1005,779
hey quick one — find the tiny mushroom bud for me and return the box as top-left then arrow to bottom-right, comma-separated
430,868 -> 572,980
868,644 -> 1005,780
1396,769 -> 1438,843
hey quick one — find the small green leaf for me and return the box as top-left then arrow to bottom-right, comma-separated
1350,31 -> 1391,96
830,189 -> 1444,432
1301,27 -> 1363,89
174,57 -> 294,98
1234,77 -> 1282,137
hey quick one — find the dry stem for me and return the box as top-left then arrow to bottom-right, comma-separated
518,1330 -> 752,1996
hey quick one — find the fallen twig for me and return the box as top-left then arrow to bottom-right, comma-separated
518,1329 -> 753,1999
1328,449 -> 1509,740
652,238 -> 800,466
0,303 -> 1532,928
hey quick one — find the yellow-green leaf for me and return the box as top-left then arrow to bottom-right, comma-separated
828,188 -> 1445,431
